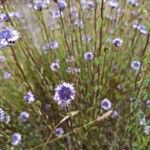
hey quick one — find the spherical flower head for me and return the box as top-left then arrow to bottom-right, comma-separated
19,111 -> 29,122
0,108 -> 10,124
50,61 -> 60,72
3,71 -> 12,79
55,127 -> 64,137
139,25 -> 148,35
23,91 -> 35,104
0,27 -> 20,48
54,82 -> 75,106
74,19 -> 83,29
34,3 -> 43,10
9,11 -> 21,19
52,10 -> 63,19
112,38 -> 123,47
108,0 -> 119,8
100,98 -> 112,110
131,60 -> 141,71
0,13 -> 10,22
133,23 -> 148,35
3,114 -> 11,124
33,0 -> 50,10
0,108 -> 5,122
49,40 -> 59,49
84,51 -> 94,60
70,7 -> 78,22
127,0 -> 138,7
111,110 -> 119,118
81,0 -> 95,10
11,133 -> 21,146
57,0 -> 67,11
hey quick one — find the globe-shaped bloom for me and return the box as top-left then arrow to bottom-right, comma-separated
55,127 -> 64,137
49,40 -> 59,49
57,0 -> 67,11
54,82 -> 75,106
50,61 -> 60,72
108,0 -> 119,8
23,91 -> 35,104
131,60 -> 141,71
127,0 -> 138,7
9,11 -> 21,19
0,13 -> 10,22
3,71 -> 12,79
81,0 -> 95,10
19,111 -> 29,122
0,108 -> 10,124
112,38 -> 123,47
3,114 -> 10,124
84,51 -> 94,60
111,110 -> 119,118
33,0 -> 50,10
0,108 -> 5,122
11,133 -> 22,146
139,25 -> 148,35
52,10 -> 63,19
0,27 -> 20,48
100,98 -> 112,110
133,23 -> 148,35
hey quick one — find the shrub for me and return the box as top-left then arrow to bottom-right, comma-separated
0,0 -> 150,149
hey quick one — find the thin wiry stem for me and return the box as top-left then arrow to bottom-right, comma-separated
10,46 -> 32,91
98,0 -> 104,56
134,32 -> 150,96
30,110 -> 113,150
59,11 -> 71,55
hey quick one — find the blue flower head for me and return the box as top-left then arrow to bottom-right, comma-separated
0,27 -> 20,48
11,133 -> 22,146
23,91 -> 35,104
19,111 -> 30,122
54,82 -> 75,107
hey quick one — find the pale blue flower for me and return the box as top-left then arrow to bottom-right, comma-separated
131,60 -> 141,71
101,98 -> 112,110
11,133 -> 21,146
19,111 -> 29,122
23,91 -> 35,103
0,108 -> 5,122
54,82 -> 75,106
0,27 -> 20,48
3,71 -> 12,79
113,38 -> 123,47
55,127 -> 64,137
57,0 -> 67,11
33,0 -> 50,10
84,51 -> 94,60
108,0 -> 119,8
50,60 -> 60,72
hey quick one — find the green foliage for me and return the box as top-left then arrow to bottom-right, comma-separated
0,0 -> 150,149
